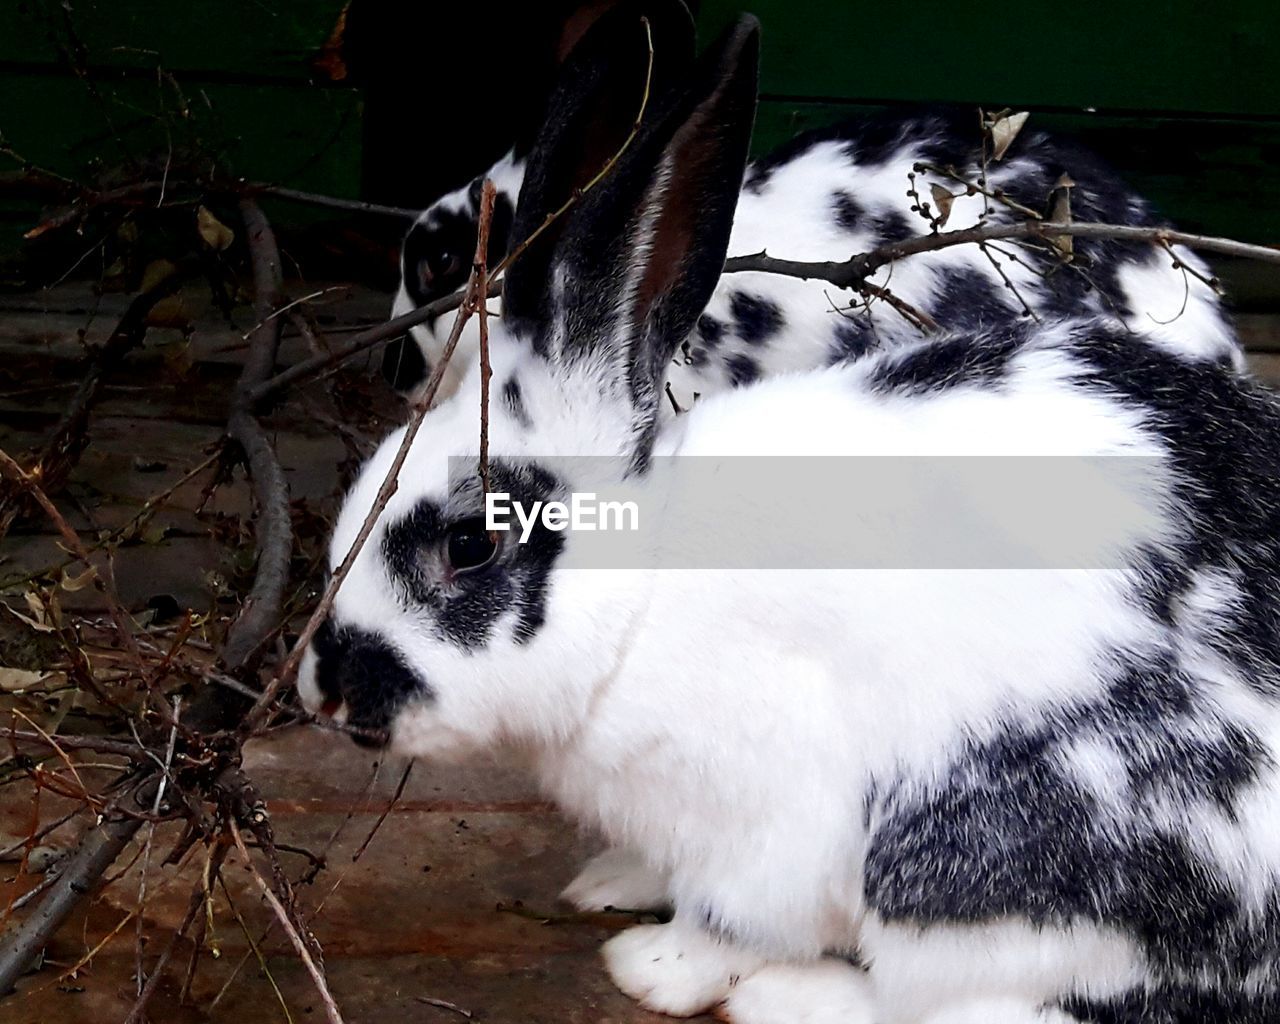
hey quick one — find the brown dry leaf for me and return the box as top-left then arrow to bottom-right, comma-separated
989,111 -> 1030,161
0,667 -> 57,692
929,184 -> 957,227
1048,173 -> 1076,257
20,592 -> 53,631
141,260 -> 190,328
3,597 -> 52,634
197,206 -> 235,251
59,566 -> 98,593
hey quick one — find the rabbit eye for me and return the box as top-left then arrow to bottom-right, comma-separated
424,248 -> 462,286
445,517 -> 498,573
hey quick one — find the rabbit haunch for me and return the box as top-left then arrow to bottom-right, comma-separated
306,12 -> 1278,1024
390,109 -> 1241,406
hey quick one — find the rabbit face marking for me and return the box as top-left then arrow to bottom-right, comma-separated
727,290 -> 785,346
309,617 -> 430,742
379,464 -> 566,650
401,205 -> 476,310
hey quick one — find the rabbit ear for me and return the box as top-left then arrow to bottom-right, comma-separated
506,16 -> 759,456
502,0 -> 697,335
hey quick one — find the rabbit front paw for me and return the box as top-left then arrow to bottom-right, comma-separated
717,959 -> 875,1024
602,921 -> 762,1017
562,847 -> 670,912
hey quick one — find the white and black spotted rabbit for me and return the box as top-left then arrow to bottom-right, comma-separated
302,14 -> 1280,1023
383,1 -> 1240,407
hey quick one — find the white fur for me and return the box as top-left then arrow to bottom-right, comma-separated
298,316 -> 1270,1021
561,846 -> 671,911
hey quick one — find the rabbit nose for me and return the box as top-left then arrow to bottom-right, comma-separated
306,618 -> 430,746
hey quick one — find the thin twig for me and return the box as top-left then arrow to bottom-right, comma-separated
229,820 -> 345,1024
351,762 -> 414,864
121,844 -> 226,1024
135,696 -> 180,996
476,181 -> 497,495
245,287 -> 475,408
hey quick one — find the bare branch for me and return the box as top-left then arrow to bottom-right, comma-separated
220,199 -> 294,675
723,222 -> 1280,293
0,781 -> 150,992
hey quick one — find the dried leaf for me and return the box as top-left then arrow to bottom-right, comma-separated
197,206 -> 235,251
929,184 -> 957,227
0,667 -> 54,692
59,566 -> 97,593
2,600 -> 52,634
1048,173 -> 1076,257
989,111 -> 1030,161
20,592 -> 53,631
140,258 -> 177,292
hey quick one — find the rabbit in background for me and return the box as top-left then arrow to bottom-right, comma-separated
383,0 -> 1241,410
300,13 -> 1280,1024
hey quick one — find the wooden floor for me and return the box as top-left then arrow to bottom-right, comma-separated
1,281 -> 1279,1024
0,281 -> 680,1024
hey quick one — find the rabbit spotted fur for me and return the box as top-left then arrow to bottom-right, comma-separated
306,13 -> 1277,1024
385,8 -> 1239,408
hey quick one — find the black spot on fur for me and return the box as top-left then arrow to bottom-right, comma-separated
400,183 -> 515,313
1062,987 -> 1280,1024
830,315 -> 876,363
381,335 -> 428,391
502,376 -> 531,428
831,190 -> 864,232
868,322 -> 1026,396
864,643 -> 1274,981
927,267 -> 1016,333
696,313 -> 726,348
728,291 -> 784,345
401,207 -> 476,309
1069,327 -> 1280,696
725,353 -> 760,387
312,619 -> 428,745
866,209 -> 915,246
